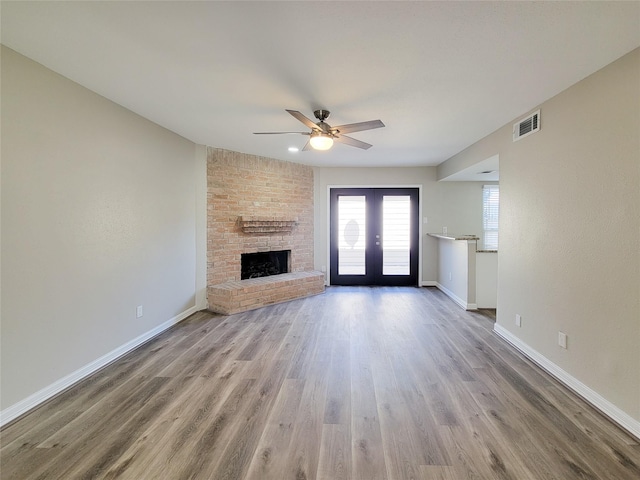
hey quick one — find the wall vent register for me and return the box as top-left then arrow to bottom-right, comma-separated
513,110 -> 540,141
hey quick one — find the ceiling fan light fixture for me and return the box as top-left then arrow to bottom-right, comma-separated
254,109 -> 383,151
309,132 -> 333,150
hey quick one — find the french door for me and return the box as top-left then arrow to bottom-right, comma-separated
329,188 -> 419,286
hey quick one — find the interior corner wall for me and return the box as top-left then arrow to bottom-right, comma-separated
1,46 -> 200,414
313,167 -> 431,283
314,167 -> 490,285
440,48 -> 640,429
312,166 -> 489,285
436,181 -> 500,250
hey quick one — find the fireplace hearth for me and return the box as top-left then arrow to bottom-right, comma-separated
241,250 -> 290,280
207,148 -> 323,314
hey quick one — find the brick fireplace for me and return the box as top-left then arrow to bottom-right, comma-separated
207,148 -> 324,314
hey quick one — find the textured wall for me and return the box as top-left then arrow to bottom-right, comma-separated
207,148 -> 314,286
1,47 -> 199,410
439,48 -> 640,424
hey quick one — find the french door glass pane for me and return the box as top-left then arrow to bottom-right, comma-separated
382,195 -> 410,275
338,196 -> 366,275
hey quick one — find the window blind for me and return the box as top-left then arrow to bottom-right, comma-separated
482,185 -> 499,250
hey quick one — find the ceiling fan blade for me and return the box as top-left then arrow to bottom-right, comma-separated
253,131 -> 309,135
332,119 -> 385,134
301,139 -> 312,151
286,109 -> 320,131
334,134 -> 373,150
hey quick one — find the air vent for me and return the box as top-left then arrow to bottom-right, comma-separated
513,110 -> 540,141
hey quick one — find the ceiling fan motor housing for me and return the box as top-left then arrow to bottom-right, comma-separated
314,109 -> 331,121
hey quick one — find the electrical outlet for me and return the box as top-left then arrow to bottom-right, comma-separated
558,331 -> 567,349
515,314 -> 522,327
448,272 -> 452,281
423,216 -> 428,224
321,265 -> 326,273
442,226 -> 448,234
136,305 -> 143,318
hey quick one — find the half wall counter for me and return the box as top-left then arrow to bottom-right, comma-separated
427,233 -> 497,310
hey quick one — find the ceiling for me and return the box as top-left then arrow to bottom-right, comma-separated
2,1 -> 639,169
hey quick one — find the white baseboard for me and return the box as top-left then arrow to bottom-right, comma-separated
421,280 -> 437,287
0,305 -> 200,427
435,282 -> 477,310
493,323 -> 640,441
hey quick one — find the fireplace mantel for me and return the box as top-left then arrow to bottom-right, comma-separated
238,216 -> 298,233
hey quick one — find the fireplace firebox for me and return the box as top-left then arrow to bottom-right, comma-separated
241,250 -> 290,280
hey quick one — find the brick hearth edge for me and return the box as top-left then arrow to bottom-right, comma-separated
207,271 -> 325,315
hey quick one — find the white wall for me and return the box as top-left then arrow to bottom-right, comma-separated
438,182 -> 482,235
476,252 -> 498,309
1,47 -> 205,417
313,167 -> 488,284
439,48 -> 640,434
436,238 -> 477,309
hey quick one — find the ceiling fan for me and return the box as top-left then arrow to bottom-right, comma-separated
254,109 -> 385,151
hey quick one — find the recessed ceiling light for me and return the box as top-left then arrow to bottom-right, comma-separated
288,147 -> 299,152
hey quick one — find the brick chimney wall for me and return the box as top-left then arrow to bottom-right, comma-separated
207,147 -> 315,287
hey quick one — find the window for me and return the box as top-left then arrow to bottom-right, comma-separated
482,185 -> 499,250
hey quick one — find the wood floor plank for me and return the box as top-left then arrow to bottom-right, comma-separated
283,317 -> 333,480
2,286 -> 639,479
244,379 -> 305,480
102,362 -> 252,478
350,415 -> 387,480
28,376 -> 172,479
370,315 -> 429,479
323,335 -> 351,425
417,464 -> 457,480
350,308 -> 388,480
61,376 -> 192,480
37,374 -> 165,450
205,342 -> 296,479
317,424 -> 351,480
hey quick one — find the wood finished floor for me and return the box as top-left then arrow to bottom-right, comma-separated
2,287 -> 639,480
